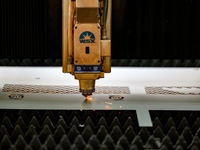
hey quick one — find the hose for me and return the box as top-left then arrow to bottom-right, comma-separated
103,0 -> 108,28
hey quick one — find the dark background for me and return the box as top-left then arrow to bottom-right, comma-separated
0,0 -> 200,66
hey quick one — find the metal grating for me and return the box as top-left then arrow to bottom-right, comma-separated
2,84 -> 130,94
145,86 -> 200,95
0,110 -> 200,149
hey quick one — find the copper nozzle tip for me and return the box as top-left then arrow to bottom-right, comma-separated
82,93 -> 92,98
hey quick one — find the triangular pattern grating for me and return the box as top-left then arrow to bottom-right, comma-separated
0,110 -> 200,149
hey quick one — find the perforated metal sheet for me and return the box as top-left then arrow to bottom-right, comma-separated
2,84 -> 130,94
145,86 -> 200,95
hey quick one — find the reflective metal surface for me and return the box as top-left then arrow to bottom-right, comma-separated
0,67 -> 200,126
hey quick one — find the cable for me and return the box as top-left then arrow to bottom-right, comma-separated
103,0 -> 108,28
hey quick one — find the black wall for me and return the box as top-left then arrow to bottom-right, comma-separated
1,0 -> 200,59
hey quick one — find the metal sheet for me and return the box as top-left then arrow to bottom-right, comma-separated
0,67 -> 200,126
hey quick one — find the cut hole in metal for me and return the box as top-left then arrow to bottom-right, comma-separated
9,94 -> 24,100
109,95 -> 124,101
145,86 -> 200,95
3,84 -> 130,95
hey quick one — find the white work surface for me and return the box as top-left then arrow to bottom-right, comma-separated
0,67 -> 200,127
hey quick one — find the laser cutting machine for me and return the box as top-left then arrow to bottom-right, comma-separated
62,0 -> 111,98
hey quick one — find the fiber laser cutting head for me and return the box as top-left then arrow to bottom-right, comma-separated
62,0 -> 111,98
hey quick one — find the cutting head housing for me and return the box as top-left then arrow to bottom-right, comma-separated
62,0 -> 111,97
